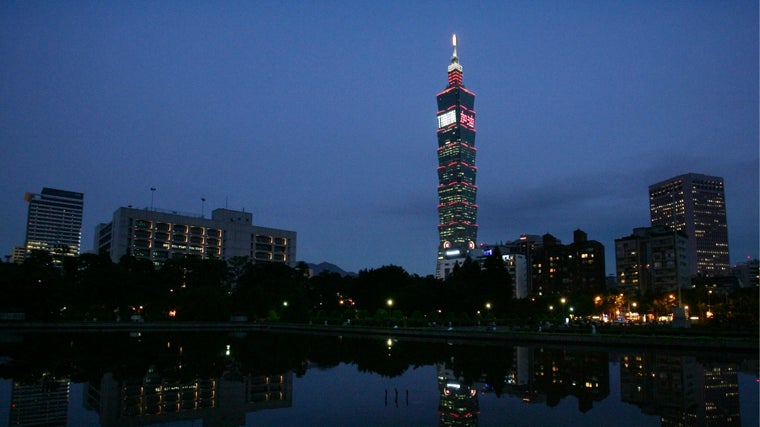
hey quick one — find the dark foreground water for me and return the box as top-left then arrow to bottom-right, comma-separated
0,330 -> 757,426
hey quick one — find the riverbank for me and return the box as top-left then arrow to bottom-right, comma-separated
1,321 -> 757,352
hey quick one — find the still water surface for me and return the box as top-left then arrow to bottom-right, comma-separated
0,330 -> 756,426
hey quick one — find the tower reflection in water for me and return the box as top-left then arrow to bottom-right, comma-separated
438,360 -> 479,426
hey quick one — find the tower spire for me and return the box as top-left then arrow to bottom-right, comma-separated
447,34 -> 463,87
451,34 -> 458,63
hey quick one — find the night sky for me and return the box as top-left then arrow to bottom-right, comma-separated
1,2 -> 757,276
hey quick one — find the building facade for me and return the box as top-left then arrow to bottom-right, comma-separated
95,207 -> 296,267
649,173 -> 730,277
503,253 -> 528,299
24,187 -> 84,261
615,226 -> 690,294
530,230 -> 606,296
731,258 -> 759,288
11,246 -> 26,264
435,35 -> 478,278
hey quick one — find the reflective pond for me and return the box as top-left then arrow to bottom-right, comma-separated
0,330 -> 757,426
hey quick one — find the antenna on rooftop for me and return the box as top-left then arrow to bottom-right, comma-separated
201,196 -> 206,218
150,187 -> 156,211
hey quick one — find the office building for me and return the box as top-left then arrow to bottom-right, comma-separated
95,206 -> 296,267
615,226 -> 690,293
435,35 -> 478,278
24,187 -> 84,261
11,246 -> 26,264
649,173 -> 730,277
502,234 -> 543,294
732,258 -> 759,287
504,230 -> 605,296
503,253 -> 528,299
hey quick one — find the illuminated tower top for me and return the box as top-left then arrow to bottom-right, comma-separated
447,34 -> 463,86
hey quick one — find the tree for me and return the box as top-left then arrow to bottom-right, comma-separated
480,248 -> 513,315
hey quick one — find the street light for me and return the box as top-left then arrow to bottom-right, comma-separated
387,299 -> 394,308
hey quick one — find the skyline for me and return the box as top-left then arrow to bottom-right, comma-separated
1,2 -> 757,276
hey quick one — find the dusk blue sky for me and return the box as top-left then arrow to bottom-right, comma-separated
1,2 -> 757,276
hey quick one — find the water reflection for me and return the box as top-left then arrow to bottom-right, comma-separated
0,331 -> 756,426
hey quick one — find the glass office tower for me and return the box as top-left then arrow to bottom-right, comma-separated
436,35 -> 478,276
649,173 -> 730,277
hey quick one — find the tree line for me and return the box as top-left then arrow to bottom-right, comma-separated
0,249 -> 756,328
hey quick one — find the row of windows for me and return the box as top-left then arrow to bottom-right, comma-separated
439,188 -> 477,202
132,230 -> 221,246
131,247 -> 221,259
437,145 -> 476,163
255,244 -> 287,253
255,235 -> 288,245
133,219 -> 222,237
254,252 -> 286,262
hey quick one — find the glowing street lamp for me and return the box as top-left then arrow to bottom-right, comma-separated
387,299 -> 394,308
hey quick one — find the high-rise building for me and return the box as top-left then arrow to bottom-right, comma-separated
24,187 -> 84,261
436,35 -> 478,278
530,230 -> 606,296
614,226 -> 690,294
649,173 -> 730,277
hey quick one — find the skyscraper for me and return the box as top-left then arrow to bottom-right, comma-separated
649,173 -> 730,277
24,187 -> 84,260
436,35 -> 478,277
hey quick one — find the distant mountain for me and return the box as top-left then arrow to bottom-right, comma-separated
306,262 -> 356,277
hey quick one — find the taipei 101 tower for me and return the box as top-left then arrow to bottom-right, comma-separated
435,35 -> 478,278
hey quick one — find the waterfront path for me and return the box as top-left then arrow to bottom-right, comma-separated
1,321 -> 756,352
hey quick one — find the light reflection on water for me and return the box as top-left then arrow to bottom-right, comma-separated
0,331 -> 756,427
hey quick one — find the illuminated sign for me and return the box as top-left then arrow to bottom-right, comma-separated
460,112 -> 475,129
445,249 -> 461,257
437,110 -> 456,128
483,249 -> 493,256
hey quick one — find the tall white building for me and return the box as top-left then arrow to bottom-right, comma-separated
24,187 -> 84,260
